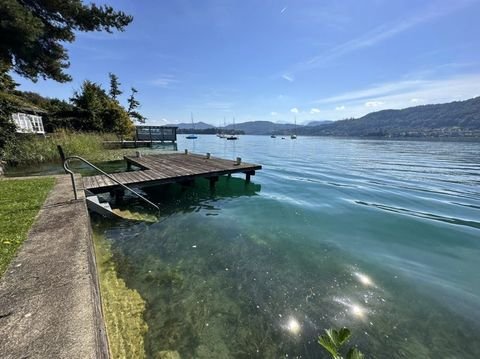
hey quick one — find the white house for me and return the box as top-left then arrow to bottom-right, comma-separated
12,112 -> 45,134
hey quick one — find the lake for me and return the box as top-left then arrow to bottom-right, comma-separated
91,135 -> 480,358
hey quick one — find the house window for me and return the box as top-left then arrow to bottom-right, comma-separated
12,113 -> 45,134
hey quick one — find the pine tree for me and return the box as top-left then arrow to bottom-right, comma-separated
0,0 -> 132,83
108,72 -> 122,100
127,87 -> 147,123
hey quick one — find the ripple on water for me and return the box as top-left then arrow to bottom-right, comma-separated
93,136 -> 480,358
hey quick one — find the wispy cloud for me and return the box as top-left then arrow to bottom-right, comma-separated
310,108 -> 321,114
270,111 -> 278,116
290,107 -> 299,113
314,72 -> 480,120
316,80 -> 426,104
284,1 -> 475,76
282,74 -> 295,82
150,74 -> 178,88
365,100 -> 385,108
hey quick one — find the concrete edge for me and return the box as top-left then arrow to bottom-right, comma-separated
0,175 -> 110,358
84,200 -> 111,359
74,173 -> 110,358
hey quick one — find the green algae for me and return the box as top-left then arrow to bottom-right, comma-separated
93,232 -> 148,358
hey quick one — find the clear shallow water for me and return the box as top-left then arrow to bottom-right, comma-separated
92,135 -> 480,358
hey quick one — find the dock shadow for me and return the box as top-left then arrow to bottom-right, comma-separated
111,175 -> 261,217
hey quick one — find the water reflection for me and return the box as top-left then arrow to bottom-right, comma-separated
284,317 -> 301,335
354,272 -> 374,287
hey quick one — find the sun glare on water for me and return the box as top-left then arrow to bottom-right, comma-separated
285,317 -> 301,335
354,272 -> 374,287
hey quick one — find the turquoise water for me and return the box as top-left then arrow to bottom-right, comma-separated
92,135 -> 480,358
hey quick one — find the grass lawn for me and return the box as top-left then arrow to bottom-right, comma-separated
0,177 -> 55,276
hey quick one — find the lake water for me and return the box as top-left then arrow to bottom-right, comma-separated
91,135 -> 480,358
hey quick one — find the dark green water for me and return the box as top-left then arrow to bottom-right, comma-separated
92,136 -> 480,358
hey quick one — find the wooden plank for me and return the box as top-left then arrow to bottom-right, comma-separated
96,175 -> 108,188
85,153 -> 262,191
82,177 -> 93,189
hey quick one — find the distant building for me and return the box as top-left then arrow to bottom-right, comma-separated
12,112 -> 45,134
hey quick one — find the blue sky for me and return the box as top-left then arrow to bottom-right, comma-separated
14,0 -> 480,126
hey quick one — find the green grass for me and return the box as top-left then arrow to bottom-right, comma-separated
3,130 -> 136,166
0,177 -> 55,276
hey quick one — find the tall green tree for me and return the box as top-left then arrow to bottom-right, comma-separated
70,80 -> 109,131
108,72 -> 122,100
70,80 -> 133,137
0,0 -> 133,83
127,87 -> 146,123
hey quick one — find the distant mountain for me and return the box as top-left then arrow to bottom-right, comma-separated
306,120 -> 332,126
223,121 -> 298,135
168,121 -> 214,130
299,97 -> 480,138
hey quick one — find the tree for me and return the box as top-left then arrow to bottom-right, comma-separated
0,64 -> 17,92
102,101 -> 134,138
0,97 -> 17,158
70,80 -> 133,137
108,72 -> 122,100
0,0 -> 133,83
70,80 -> 107,131
127,87 -> 146,123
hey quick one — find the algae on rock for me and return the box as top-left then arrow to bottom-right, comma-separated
94,233 -> 148,358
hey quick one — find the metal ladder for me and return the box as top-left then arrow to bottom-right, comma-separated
63,155 -> 160,213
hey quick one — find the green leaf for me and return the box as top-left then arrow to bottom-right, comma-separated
346,347 -> 365,359
337,327 -> 351,346
318,331 -> 340,358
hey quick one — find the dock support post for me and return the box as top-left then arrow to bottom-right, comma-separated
209,176 -> 219,189
245,170 -> 255,183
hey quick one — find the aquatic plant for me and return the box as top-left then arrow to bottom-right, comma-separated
318,328 -> 364,359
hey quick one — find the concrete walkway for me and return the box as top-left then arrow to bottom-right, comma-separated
0,175 -> 108,358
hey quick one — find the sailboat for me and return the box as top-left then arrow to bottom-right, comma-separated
217,117 -> 226,138
186,113 -> 198,139
290,116 -> 297,139
226,116 -> 238,140
270,123 -> 276,138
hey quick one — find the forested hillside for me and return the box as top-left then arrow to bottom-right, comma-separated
300,97 -> 480,138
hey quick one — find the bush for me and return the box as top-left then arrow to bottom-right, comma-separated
0,97 -> 17,159
2,130 -> 129,165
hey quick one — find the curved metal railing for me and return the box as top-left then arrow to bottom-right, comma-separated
63,155 -> 160,212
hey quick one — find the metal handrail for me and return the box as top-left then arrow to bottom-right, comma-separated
63,155 -> 160,212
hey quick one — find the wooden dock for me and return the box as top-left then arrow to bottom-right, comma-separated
83,152 -> 262,192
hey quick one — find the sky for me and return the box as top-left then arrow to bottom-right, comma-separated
13,0 -> 480,126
